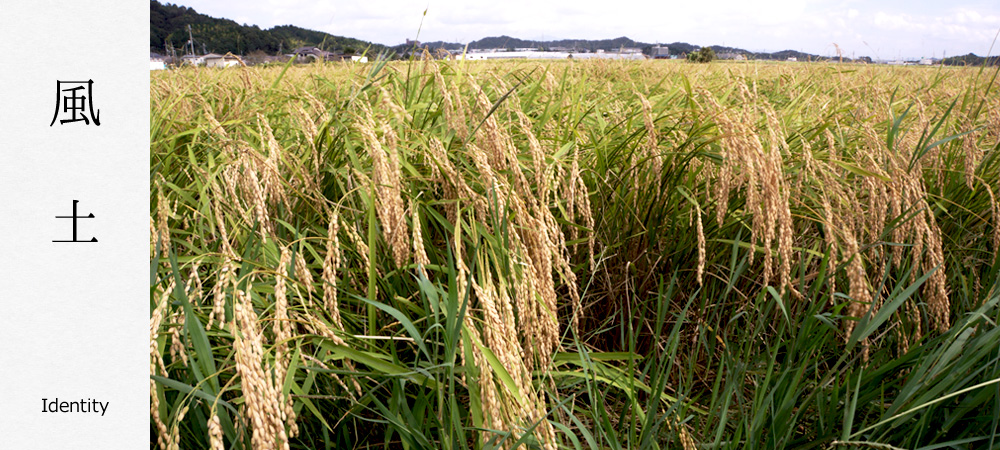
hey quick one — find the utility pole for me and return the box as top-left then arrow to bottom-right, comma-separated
187,24 -> 195,56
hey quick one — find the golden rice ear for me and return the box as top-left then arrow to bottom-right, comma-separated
272,247 -> 300,439
150,278 -> 173,450
207,413 -> 224,450
344,216 -> 374,297
323,208 -> 345,329
820,187 -> 839,304
357,103 -> 410,269
577,173 -> 596,271
154,177 -> 172,258
273,247 -> 292,346
167,309 -> 187,368
290,102 -> 319,143
293,250 -> 315,304
566,147 -> 579,248
696,204 -> 705,286
256,113 -> 291,210
637,91 -> 663,189
843,227 -> 872,344
677,423 -> 698,450
469,76 -> 514,172
411,198 -> 430,279
233,288 -> 293,450
698,83 -> 795,295
987,184 -> 1000,258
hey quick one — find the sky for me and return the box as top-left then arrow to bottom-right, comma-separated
170,0 -> 1000,60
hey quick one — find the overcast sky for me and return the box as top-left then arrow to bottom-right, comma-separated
171,0 -> 1000,59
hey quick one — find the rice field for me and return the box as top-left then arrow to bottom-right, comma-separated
150,57 -> 1000,449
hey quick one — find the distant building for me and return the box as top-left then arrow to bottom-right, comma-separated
717,52 -> 746,61
571,52 -> 645,60
204,53 -> 240,68
150,52 -> 167,70
181,54 -> 206,66
787,57 -> 797,62
651,45 -> 671,59
919,58 -> 934,65
456,50 -> 645,61
468,48 -> 508,54
291,46 -> 347,61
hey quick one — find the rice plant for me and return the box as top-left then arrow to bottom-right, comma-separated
151,57 -> 1000,449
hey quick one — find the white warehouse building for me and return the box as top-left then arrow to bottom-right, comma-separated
456,50 -> 646,61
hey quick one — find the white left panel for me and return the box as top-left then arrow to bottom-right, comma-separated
0,1 -> 149,448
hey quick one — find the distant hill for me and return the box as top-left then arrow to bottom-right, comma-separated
150,1 -> 386,56
942,53 -> 999,66
151,2 -> 870,62
401,35 -> 840,61
404,36 -> 688,55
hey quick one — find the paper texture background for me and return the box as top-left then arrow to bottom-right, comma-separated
0,1 -> 148,447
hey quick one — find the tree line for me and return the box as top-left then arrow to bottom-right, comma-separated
150,1 -> 384,56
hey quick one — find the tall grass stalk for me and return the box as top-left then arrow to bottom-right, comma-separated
151,59 -> 1000,449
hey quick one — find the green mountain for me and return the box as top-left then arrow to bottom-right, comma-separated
150,1 -> 385,56
403,36 -> 838,61
942,53 -> 999,66
410,36 -> 684,55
